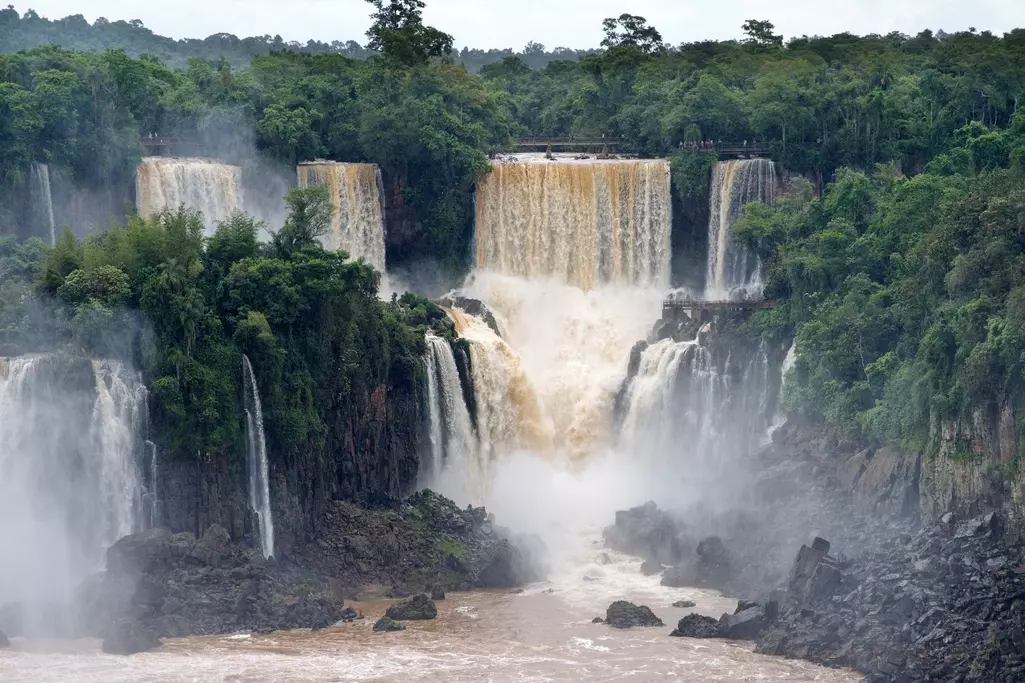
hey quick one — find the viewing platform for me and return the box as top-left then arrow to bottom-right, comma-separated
141,137 -> 200,150
514,137 -> 622,152
662,296 -> 774,324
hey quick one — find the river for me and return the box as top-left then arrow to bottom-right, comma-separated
1,543 -> 856,683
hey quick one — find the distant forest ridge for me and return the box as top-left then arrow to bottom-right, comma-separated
0,7 -> 598,70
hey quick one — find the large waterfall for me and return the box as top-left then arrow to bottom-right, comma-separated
242,355 -> 274,558
30,162 -> 57,246
297,161 -> 386,273
705,159 -> 778,300
136,157 -> 242,235
474,158 -> 672,290
0,356 -> 149,629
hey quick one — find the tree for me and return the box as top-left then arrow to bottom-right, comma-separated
600,14 -> 664,54
272,186 -> 333,258
742,19 -> 783,47
364,0 -> 453,67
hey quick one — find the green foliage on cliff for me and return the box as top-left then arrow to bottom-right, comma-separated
734,114 -> 1025,455
0,194 -> 434,482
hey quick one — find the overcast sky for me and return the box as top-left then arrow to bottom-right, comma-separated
15,0 -> 1025,49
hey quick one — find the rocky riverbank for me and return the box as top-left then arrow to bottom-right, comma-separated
603,417 -> 1025,682
0,491 -> 539,651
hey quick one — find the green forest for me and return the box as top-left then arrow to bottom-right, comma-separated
2,0 -> 1025,468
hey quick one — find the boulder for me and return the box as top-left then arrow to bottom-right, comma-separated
101,618 -> 162,655
0,628 -> 8,648
430,587 -> 446,600
372,616 -> 405,632
720,607 -> 768,640
672,600 -> 696,609
603,502 -> 685,565
106,527 -> 172,575
660,564 -> 693,588
592,617 -> 604,624
385,594 -> 437,621
670,613 -> 724,638
640,558 -> 663,576
604,601 -> 664,628
190,525 -> 233,567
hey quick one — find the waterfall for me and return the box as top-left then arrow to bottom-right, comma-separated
242,355 -> 274,558
705,159 -> 778,300
474,158 -> 672,291
30,163 -> 57,246
617,330 -> 775,502
136,157 -> 242,235
0,356 -> 148,630
297,161 -> 386,273
423,333 -> 480,502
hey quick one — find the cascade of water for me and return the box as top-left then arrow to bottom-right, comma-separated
136,157 -> 242,236
474,158 -> 672,290
617,329 -> 775,503
242,355 -> 274,558
0,356 -> 147,631
705,159 -> 778,300
31,162 -> 57,246
90,360 -> 149,548
446,308 -> 553,493
297,161 -> 386,273
422,333 -> 480,502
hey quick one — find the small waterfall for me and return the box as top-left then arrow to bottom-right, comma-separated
136,157 -> 242,235
242,355 -> 274,558
90,360 -> 149,547
31,163 -> 57,246
422,333 -> 479,501
297,161 -> 386,273
0,356 -> 148,630
474,158 -> 672,290
781,339 -> 797,388
705,159 -> 778,300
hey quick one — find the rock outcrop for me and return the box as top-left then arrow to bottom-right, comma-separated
670,613 -> 723,638
604,601 -> 664,628
372,616 -> 405,632
757,518 -> 1025,682
385,594 -> 437,621
0,629 -> 9,648
101,618 -> 162,655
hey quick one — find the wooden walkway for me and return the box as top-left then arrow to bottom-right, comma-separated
662,297 -> 774,322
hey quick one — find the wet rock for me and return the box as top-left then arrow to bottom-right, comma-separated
659,565 -> 694,588
597,553 -> 612,565
603,502 -> 686,565
337,606 -> 361,622
640,558 -> 662,576
954,511 -> 1000,539
385,594 -> 437,621
604,601 -> 664,628
372,616 -> 405,632
430,587 -> 446,600
720,606 -> 768,640
0,629 -> 8,648
672,600 -> 696,609
669,613 -> 724,638
592,617 -> 604,624
102,618 -> 162,655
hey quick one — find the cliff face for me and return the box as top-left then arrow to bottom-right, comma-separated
774,400 -> 1025,539
158,362 -> 427,556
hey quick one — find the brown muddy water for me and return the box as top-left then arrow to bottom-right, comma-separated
0,546 -> 857,683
